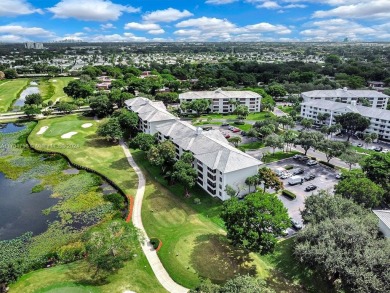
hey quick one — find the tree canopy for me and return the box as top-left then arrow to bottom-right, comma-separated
221,193 -> 290,254
335,112 -> 371,141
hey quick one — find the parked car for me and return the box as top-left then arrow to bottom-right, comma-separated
299,156 -> 309,162
304,174 -> 316,181
232,128 -> 240,133
202,126 -> 212,131
335,173 -> 342,179
288,175 -> 303,185
293,168 -> 304,175
228,126 -> 234,130
383,149 -> 389,153
305,184 -> 317,191
291,220 -> 303,230
241,131 -> 247,136
357,143 -> 363,147
293,154 -> 303,160
306,160 -> 318,166
222,133 -> 230,139
281,172 -> 292,179
374,146 -> 383,152
222,122 -> 229,126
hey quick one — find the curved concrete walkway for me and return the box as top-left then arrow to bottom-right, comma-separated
120,140 -> 189,293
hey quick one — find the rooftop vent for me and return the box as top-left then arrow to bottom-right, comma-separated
196,127 -> 203,136
343,87 -> 348,92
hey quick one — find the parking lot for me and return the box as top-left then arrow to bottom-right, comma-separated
266,157 -> 339,226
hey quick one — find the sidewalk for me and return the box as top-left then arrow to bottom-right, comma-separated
120,141 -> 189,293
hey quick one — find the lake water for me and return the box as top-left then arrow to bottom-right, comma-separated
13,86 -> 40,108
0,172 -> 58,240
0,123 -> 26,134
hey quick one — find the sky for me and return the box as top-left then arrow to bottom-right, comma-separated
0,0 -> 389,43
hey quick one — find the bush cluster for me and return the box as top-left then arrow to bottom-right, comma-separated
282,189 -> 297,199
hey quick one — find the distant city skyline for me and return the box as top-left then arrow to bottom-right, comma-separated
0,0 -> 389,43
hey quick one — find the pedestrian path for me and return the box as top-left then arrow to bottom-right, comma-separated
120,140 -> 189,293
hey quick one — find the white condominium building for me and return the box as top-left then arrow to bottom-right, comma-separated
301,88 -> 389,109
301,100 -> 390,141
179,89 -> 261,113
126,97 -> 262,200
125,97 -> 176,134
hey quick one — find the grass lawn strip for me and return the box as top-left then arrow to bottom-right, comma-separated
0,79 -> 29,112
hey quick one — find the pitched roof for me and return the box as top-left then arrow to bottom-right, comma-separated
301,100 -> 390,120
125,97 -> 176,123
155,120 -> 261,173
373,210 -> 390,229
301,89 -> 389,99
179,89 -> 261,100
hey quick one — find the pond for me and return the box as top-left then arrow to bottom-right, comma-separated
0,172 -> 58,241
0,123 -> 26,134
13,86 -> 40,108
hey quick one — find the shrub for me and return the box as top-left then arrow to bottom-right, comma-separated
57,241 -> 85,263
320,161 -> 335,168
282,189 -> 297,200
237,146 -> 246,153
193,198 -> 201,205
234,121 -> 245,125
285,165 -> 294,170
103,193 -> 125,210
150,238 -> 160,250
31,184 -> 44,193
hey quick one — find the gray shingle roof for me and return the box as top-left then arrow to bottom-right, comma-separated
155,120 -> 261,173
373,210 -> 390,229
301,100 -> 390,121
301,89 -> 389,99
179,89 -> 261,100
125,97 -> 176,122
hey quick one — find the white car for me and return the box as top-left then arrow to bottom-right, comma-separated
382,149 -> 389,153
306,160 -> 318,166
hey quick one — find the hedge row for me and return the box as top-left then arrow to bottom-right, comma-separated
285,165 -> 294,170
319,160 -> 335,169
282,189 -> 297,200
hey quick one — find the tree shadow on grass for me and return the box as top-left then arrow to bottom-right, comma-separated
84,137 -> 116,148
64,265 -> 110,287
264,239 -> 335,293
109,157 -> 131,170
190,234 -> 257,284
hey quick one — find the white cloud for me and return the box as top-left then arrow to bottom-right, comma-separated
47,0 -> 140,21
124,22 -> 161,30
100,23 -> 116,30
0,25 -> 54,37
148,29 -> 165,35
81,33 -> 149,42
0,34 -> 28,42
174,17 -> 292,41
300,18 -> 382,41
0,0 -> 43,16
245,22 -> 291,34
205,0 -> 238,4
313,0 -> 390,19
142,8 -> 193,23
257,1 -> 281,9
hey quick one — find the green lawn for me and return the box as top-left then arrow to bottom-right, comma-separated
240,140 -> 265,150
19,115 -> 165,293
38,77 -> 74,104
263,151 -> 300,163
349,145 -> 374,155
28,115 -> 138,196
0,78 -> 29,112
235,123 -> 252,132
277,106 -> 294,115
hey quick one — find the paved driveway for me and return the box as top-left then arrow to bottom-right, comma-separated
266,158 -> 339,225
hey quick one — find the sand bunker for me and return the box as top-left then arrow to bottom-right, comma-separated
37,126 -> 49,135
61,132 -> 77,139
81,123 -> 93,128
